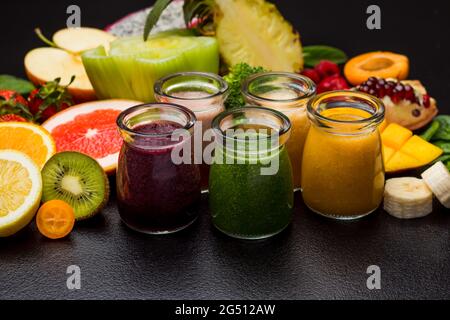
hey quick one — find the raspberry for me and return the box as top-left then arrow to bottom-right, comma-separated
315,60 -> 340,79
317,75 -> 349,93
301,68 -> 321,84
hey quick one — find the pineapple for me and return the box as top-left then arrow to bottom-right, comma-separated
146,0 -> 304,72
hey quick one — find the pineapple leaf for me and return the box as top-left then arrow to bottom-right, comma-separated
143,0 -> 175,41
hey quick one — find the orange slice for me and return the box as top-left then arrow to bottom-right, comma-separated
0,122 -> 56,169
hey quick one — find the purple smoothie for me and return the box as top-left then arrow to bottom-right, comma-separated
116,120 -> 201,234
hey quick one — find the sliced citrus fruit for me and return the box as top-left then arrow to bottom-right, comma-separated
36,200 -> 75,239
0,150 -> 42,237
0,122 -> 56,169
42,99 -> 142,174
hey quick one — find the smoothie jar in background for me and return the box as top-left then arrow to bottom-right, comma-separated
301,91 -> 385,220
116,103 -> 201,234
209,106 -> 294,240
242,72 -> 316,191
154,72 -> 229,192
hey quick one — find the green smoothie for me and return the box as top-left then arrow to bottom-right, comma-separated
209,136 -> 294,240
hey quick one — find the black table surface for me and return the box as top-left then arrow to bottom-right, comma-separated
1,0 -> 449,300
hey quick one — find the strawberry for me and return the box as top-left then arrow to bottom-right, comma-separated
0,89 -> 33,120
28,77 -> 74,122
0,114 -> 28,122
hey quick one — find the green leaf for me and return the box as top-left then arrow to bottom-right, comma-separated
303,45 -> 348,67
434,141 -> 450,154
432,115 -> 450,141
0,75 -> 35,95
420,120 -> 440,141
143,0 -> 174,41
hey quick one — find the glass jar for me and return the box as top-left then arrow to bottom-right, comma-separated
154,72 -> 229,192
301,91 -> 385,220
209,106 -> 294,240
116,103 -> 201,234
242,72 -> 316,191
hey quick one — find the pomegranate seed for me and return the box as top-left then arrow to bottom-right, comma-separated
422,94 -> 431,108
403,85 -> 415,103
315,60 -> 340,78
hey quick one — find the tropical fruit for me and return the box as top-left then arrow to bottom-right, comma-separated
0,122 -> 55,169
42,99 -> 141,173
421,161 -> 450,208
41,152 -> 109,220
381,123 -> 443,173
384,177 -> 433,219
146,0 -> 303,72
81,31 -> 219,102
0,150 -> 42,237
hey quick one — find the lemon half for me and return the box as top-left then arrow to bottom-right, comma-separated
0,150 -> 42,237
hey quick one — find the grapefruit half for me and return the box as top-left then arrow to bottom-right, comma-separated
42,99 -> 142,174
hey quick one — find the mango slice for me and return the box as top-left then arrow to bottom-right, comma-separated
381,123 -> 443,173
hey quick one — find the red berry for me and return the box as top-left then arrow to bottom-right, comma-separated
0,114 -> 28,122
422,94 -> 431,108
317,75 -> 349,93
301,68 -> 321,84
315,60 -> 340,79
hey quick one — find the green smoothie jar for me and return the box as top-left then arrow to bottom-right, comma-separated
209,107 -> 294,240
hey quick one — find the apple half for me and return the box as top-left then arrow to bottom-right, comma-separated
24,27 -> 116,102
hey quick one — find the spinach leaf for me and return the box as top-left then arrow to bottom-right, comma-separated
432,115 -> 450,141
434,140 -> 450,154
303,46 -> 348,67
420,120 -> 440,141
0,75 -> 35,95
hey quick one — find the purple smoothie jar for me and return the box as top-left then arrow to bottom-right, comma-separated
116,103 -> 201,234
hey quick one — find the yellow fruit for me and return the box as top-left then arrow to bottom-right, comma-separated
381,123 -> 412,149
400,136 -> 443,165
381,123 -> 443,173
0,150 -> 42,237
382,145 -> 396,164
0,122 -> 56,169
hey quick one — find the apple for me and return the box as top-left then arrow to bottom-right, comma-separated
24,27 -> 116,102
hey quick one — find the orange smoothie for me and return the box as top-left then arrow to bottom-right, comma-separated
258,89 -> 310,189
301,93 -> 385,220
242,73 -> 316,190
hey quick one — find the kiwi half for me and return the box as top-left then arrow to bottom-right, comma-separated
41,152 -> 110,220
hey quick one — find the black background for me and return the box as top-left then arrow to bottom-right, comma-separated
1,0 -> 449,300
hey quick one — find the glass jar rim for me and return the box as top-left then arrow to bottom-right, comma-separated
117,103 -> 197,138
241,72 -> 317,104
211,106 -> 291,142
307,90 -> 385,125
154,71 -> 229,101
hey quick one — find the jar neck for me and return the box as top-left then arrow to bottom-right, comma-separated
154,72 -> 229,113
242,72 -> 316,111
212,106 -> 291,157
307,91 -> 385,135
117,103 -> 196,149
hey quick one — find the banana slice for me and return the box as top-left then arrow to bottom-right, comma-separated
384,177 -> 433,219
421,161 -> 450,208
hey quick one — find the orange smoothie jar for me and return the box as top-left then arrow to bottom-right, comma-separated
242,73 -> 316,190
301,91 -> 385,220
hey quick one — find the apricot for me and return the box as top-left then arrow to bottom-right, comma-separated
344,52 -> 409,86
